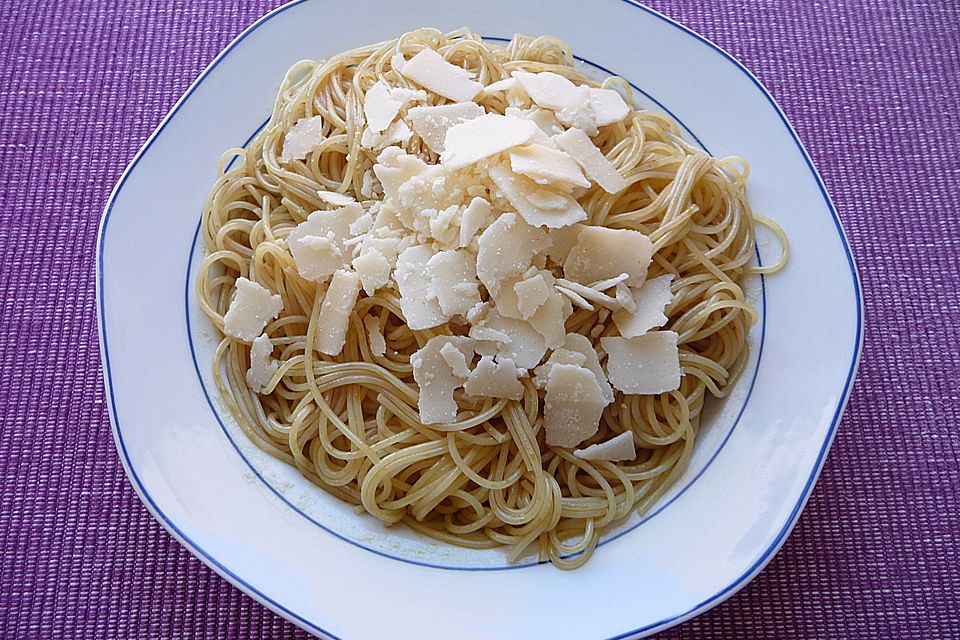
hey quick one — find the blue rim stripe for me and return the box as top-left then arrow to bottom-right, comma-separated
182,41 -> 766,572
96,1 -> 864,638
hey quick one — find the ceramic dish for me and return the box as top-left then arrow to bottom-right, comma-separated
97,1 -> 863,637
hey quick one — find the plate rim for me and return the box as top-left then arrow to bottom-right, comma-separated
96,0 -> 865,637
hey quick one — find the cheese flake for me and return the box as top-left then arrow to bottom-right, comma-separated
514,273 -> 553,319
408,102 -> 485,154
373,147 -> 429,200
315,269 -> 360,356
509,144 -> 590,188
560,333 -> 614,403
427,249 -> 481,317
512,70 -> 579,111
395,245 -> 446,330
489,166 -> 586,229
483,77 -> 519,93
463,356 -> 524,400
399,49 -> 483,102
363,315 -> 386,357
574,431 -> 636,462
245,333 -> 279,393
459,196 -> 492,248
563,225 -> 653,287
475,212 -> 551,294
411,336 -> 474,425
543,363 -> 605,447
280,116 -> 323,163
223,277 -> 283,342
352,246 -> 392,296
439,342 -> 472,378
483,311 -> 547,369
440,114 -> 538,170
287,203 -> 363,281
363,80 -> 403,134
554,127 -> 628,194
317,190 -> 356,207
601,331 -> 682,394
360,119 -> 412,150
612,275 -> 674,337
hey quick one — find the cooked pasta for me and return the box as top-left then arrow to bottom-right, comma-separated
196,28 -> 787,569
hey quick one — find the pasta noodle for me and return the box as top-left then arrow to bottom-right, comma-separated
196,28 -> 787,569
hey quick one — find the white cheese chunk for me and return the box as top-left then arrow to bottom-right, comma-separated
315,269 -> 360,356
317,190 -> 356,207
363,315 -> 386,357
440,114 -> 538,170
360,119 -> 412,150
439,341 -> 472,378
612,275 -> 674,337
427,249 -> 481,317
563,226 -> 653,287
574,431 -> 635,462
373,147 -> 429,200
554,127 -> 628,194
489,166 -> 586,229
287,203 -> 363,281
360,169 -> 377,198
514,273 -> 553,319
245,333 -> 279,393
459,196 -> 492,248
348,212 -> 373,236
280,115 -> 323,162
506,106 -> 566,137
352,246 -> 392,296
475,212 -> 551,295
543,363 -> 605,447
363,80 -> 403,134
408,102 -> 485,154
463,356 -> 524,400
509,144 -> 590,188
588,87 -> 631,127
512,70 -> 579,111
560,333 -> 614,403
557,85 -> 600,135
399,48 -> 483,102
601,331 -> 682,394
411,335 -> 474,424
483,311 -> 547,370
468,324 -> 511,344
555,86 -> 629,136
529,288 -> 569,349
547,224 -> 584,264
483,77 -> 519,93
223,277 -> 283,342
395,245 -> 446,330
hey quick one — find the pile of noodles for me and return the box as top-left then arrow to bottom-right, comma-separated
196,28 -> 787,569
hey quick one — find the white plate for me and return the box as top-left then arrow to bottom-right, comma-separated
97,1 -> 863,637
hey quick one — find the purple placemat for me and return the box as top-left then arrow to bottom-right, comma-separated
1,1 -> 958,638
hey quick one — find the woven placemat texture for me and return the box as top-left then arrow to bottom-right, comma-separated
1,1 -> 958,638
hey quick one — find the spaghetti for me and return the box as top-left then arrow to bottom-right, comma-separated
196,28 -> 787,569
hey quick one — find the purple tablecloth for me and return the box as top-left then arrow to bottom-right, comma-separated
2,1 -> 958,637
